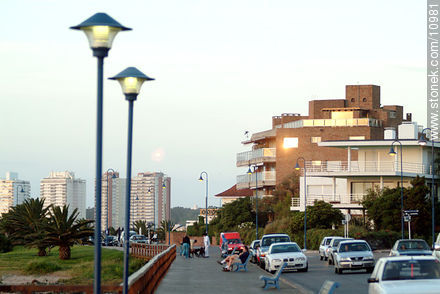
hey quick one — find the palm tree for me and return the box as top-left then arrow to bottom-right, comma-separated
157,220 -> 175,241
133,220 -> 148,235
0,198 -> 50,256
44,205 -> 94,260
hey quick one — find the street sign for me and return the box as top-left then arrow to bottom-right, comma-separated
404,215 -> 411,222
345,214 -> 351,222
404,210 -> 419,216
342,220 -> 347,225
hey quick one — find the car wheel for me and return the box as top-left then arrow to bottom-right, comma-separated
328,257 -> 333,265
260,260 -> 265,269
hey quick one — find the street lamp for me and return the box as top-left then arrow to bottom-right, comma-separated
15,184 -> 24,206
295,157 -> 307,250
71,13 -> 131,294
389,140 -> 404,239
247,165 -> 259,240
198,172 -> 209,234
162,182 -> 170,245
109,66 -> 154,294
105,168 -> 117,246
419,128 -> 436,247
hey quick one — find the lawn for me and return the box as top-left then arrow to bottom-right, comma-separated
0,245 -> 145,285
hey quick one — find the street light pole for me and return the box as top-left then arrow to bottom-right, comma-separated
295,157 -> 307,250
247,165 -> 259,240
389,140 -> 404,239
199,172 -> 209,234
105,168 -> 116,246
419,128 -> 436,247
15,184 -> 24,206
110,67 -> 154,294
71,13 -> 131,294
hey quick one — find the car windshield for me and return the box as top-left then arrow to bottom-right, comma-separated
262,236 -> 290,247
271,244 -> 301,253
398,240 -> 430,251
339,243 -> 370,252
253,241 -> 260,248
227,239 -> 242,244
382,259 -> 440,281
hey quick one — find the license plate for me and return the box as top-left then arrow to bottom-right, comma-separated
352,262 -> 362,266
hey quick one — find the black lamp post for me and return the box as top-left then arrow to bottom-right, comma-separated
295,157 -> 307,250
15,184 -> 24,206
105,168 -> 117,246
247,165 -> 259,240
419,128 -> 436,247
109,67 -> 154,294
162,182 -> 170,245
198,172 -> 209,234
71,13 -> 131,294
389,140 -> 404,239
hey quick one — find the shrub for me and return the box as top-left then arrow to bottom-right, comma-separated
0,234 -> 12,253
25,260 -> 62,274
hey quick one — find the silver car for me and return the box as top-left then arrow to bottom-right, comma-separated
319,236 -> 340,261
334,240 -> 375,274
327,237 -> 353,265
390,239 -> 432,257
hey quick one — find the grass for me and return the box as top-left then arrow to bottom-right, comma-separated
0,246 -> 146,285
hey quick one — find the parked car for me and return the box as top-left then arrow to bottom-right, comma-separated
327,237 -> 353,265
264,242 -> 308,274
389,239 -> 432,257
368,256 -> 440,294
220,232 -> 245,254
249,240 -> 260,263
257,233 -> 291,269
130,234 -> 148,244
102,235 -> 118,246
319,236 -> 340,261
433,233 -> 440,260
334,240 -> 375,274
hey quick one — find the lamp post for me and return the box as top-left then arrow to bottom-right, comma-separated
295,157 -> 307,250
389,140 -> 404,239
198,172 -> 209,234
15,184 -> 24,206
247,165 -> 259,240
109,67 -> 154,294
419,128 -> 436,247
71,13 -> 131,294
105,168 -> 116,246
162,182 -> 170,245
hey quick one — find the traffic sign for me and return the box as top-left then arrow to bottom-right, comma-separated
404,210 -> 419,216
345,214 -> 351,222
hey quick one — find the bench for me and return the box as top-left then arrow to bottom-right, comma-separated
259,262 -> 287,290
232,253 -> 251,272
318,280 -> 340,294
222,247 -> 237,258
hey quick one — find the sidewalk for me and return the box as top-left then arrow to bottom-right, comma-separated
156,247 -> 306,293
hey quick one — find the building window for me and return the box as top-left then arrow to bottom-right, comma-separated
349,136 -> 365,140
389,111 -> 396,118
311,137 -> 321,143
331,111 -> 354,119
351,98 -> 355,102
283,137 -> 298,148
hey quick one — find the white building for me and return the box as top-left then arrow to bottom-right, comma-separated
101,171 -> 126,230
40,171 -> 86,218
131,172 -> 171,228
291,122 -> 440,216
0,172 -> 31,215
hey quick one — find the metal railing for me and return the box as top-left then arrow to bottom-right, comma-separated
290,194 -> 366,208
282,118 -> 382,128
130,243 -> 170,260
304,161 -> 429,174
236,171 -> 276,189
236,148 -> 276,165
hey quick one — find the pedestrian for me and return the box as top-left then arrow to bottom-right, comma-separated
182,234 -> 190,258
203,232 -> 210,258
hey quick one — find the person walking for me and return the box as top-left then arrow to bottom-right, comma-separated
182,235 -> 190,258
203,232 -> 210,258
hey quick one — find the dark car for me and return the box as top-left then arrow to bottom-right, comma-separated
102,235 -> 118,246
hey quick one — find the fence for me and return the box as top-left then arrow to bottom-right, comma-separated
131,243 -> 170,261
0,244 -> 176,294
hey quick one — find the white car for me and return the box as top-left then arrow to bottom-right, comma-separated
389,239 -> 432,257
334,240 -> 375,274
368,256 -> 440,294
264,242 -> 308,274
319,236 -> 340,261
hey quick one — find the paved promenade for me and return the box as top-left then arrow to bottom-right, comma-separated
156,247 -> 307,293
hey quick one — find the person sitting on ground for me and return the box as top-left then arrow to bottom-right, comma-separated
217,246 -> 249,271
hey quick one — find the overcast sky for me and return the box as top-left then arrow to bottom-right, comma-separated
0,1 -> 426,208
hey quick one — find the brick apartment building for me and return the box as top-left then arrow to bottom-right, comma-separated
235,84 -> 411,197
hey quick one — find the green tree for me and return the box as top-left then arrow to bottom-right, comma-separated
0,198 -> 50,256
133,220 -> 148,235
157,220 -> 175,241
290,200 -> 343,233
44,205 -> 94,260
215,197 -> 254,232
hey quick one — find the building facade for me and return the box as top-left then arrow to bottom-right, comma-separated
130,172 -> 171,228
0,172 -> 31,215
235,84 -> 410,198
101,171 -> 126,230
40,171 -> 86,218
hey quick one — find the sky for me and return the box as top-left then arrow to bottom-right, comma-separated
0,0 -> 427,208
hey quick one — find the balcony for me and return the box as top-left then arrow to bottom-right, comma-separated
282,118 -> 382,128
290,194 -> 365,211
236,148 -> 276,167
236,171 -> 276,189
304,161 -> 430,177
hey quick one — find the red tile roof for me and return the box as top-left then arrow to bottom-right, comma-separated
215,185 -> 253,197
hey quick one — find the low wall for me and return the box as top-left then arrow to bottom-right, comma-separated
166,232 -> 218,246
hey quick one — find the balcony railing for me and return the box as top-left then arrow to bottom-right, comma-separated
290,194 -> 366,209
236,171 -> 276,189
282,118 -> 382,128
304,161 -> 429,175
236,148 -> 276,166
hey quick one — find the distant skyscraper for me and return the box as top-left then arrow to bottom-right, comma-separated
40,171 -> 86,218
0,172 -> 31,215
131,172 -> 171,228
101,171 -> 126,230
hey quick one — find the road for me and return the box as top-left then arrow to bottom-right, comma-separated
273,251 -> 389,294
